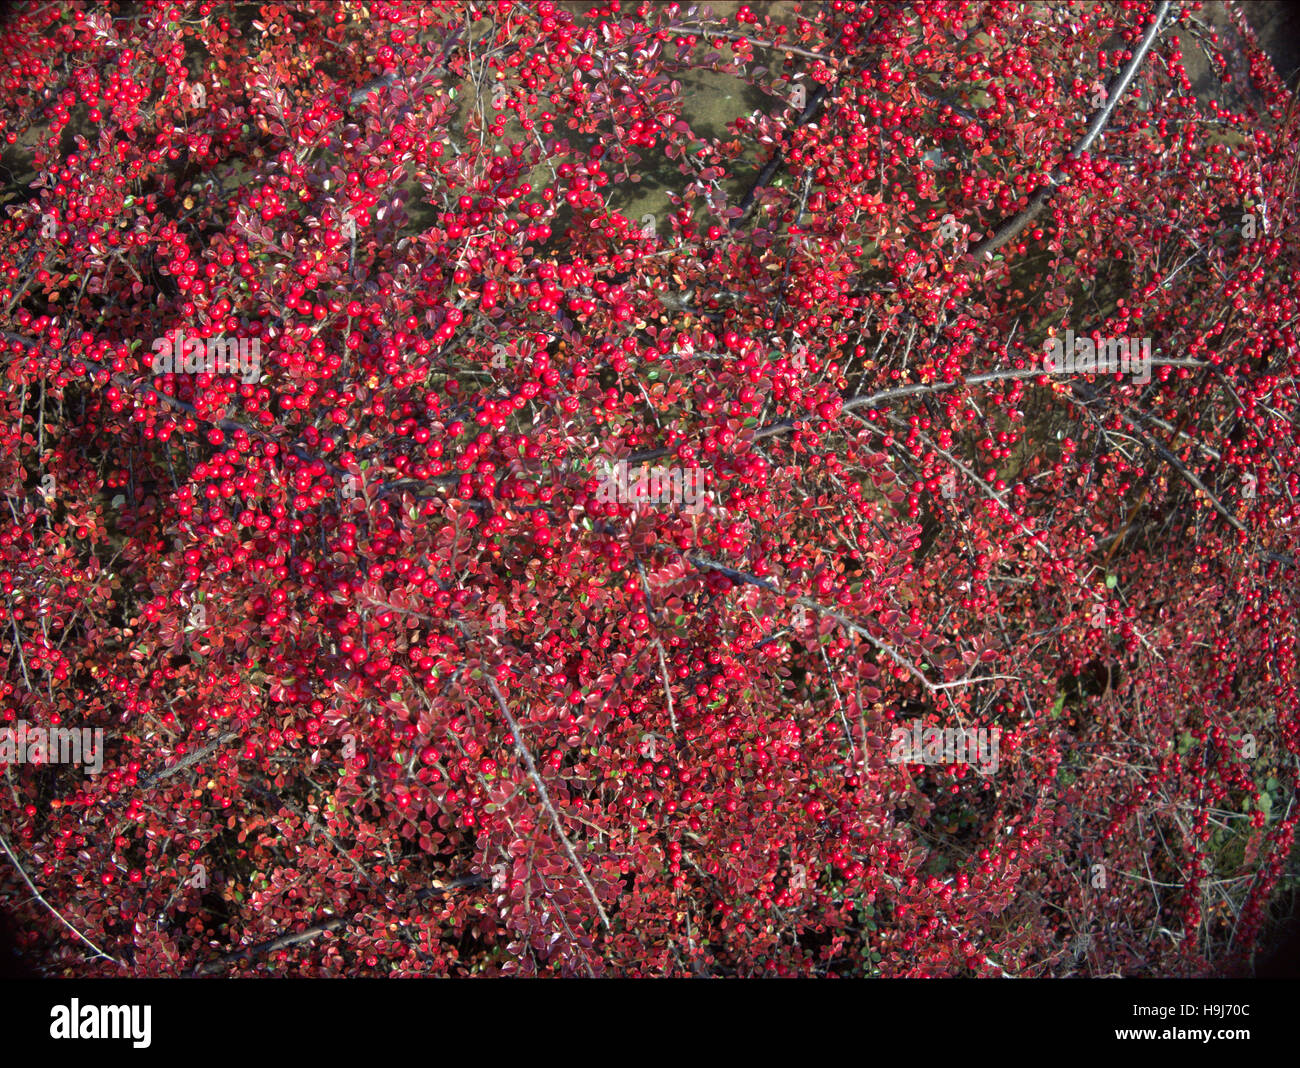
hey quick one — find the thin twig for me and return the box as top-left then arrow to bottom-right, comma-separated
653,638 -> 679,735
686,554 -> 1017,696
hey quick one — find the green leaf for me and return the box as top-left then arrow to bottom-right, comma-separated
1105,573 -> 1117,588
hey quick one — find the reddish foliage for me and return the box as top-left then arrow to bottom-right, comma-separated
0,0 -> 1297,976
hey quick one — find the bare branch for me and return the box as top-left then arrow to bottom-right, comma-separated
966,1 -> 1174,262
188,875 -> 487,976
485,678 -> 613,933
0,830 -> 120,967
138,730 -> 242,792
653,638 -> 679,735
1133,426 -> 1247,533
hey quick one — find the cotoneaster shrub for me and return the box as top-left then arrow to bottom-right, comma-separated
0,0 -> 1297,976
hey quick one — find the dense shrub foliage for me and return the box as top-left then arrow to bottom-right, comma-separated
0,0 -> 1297,977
